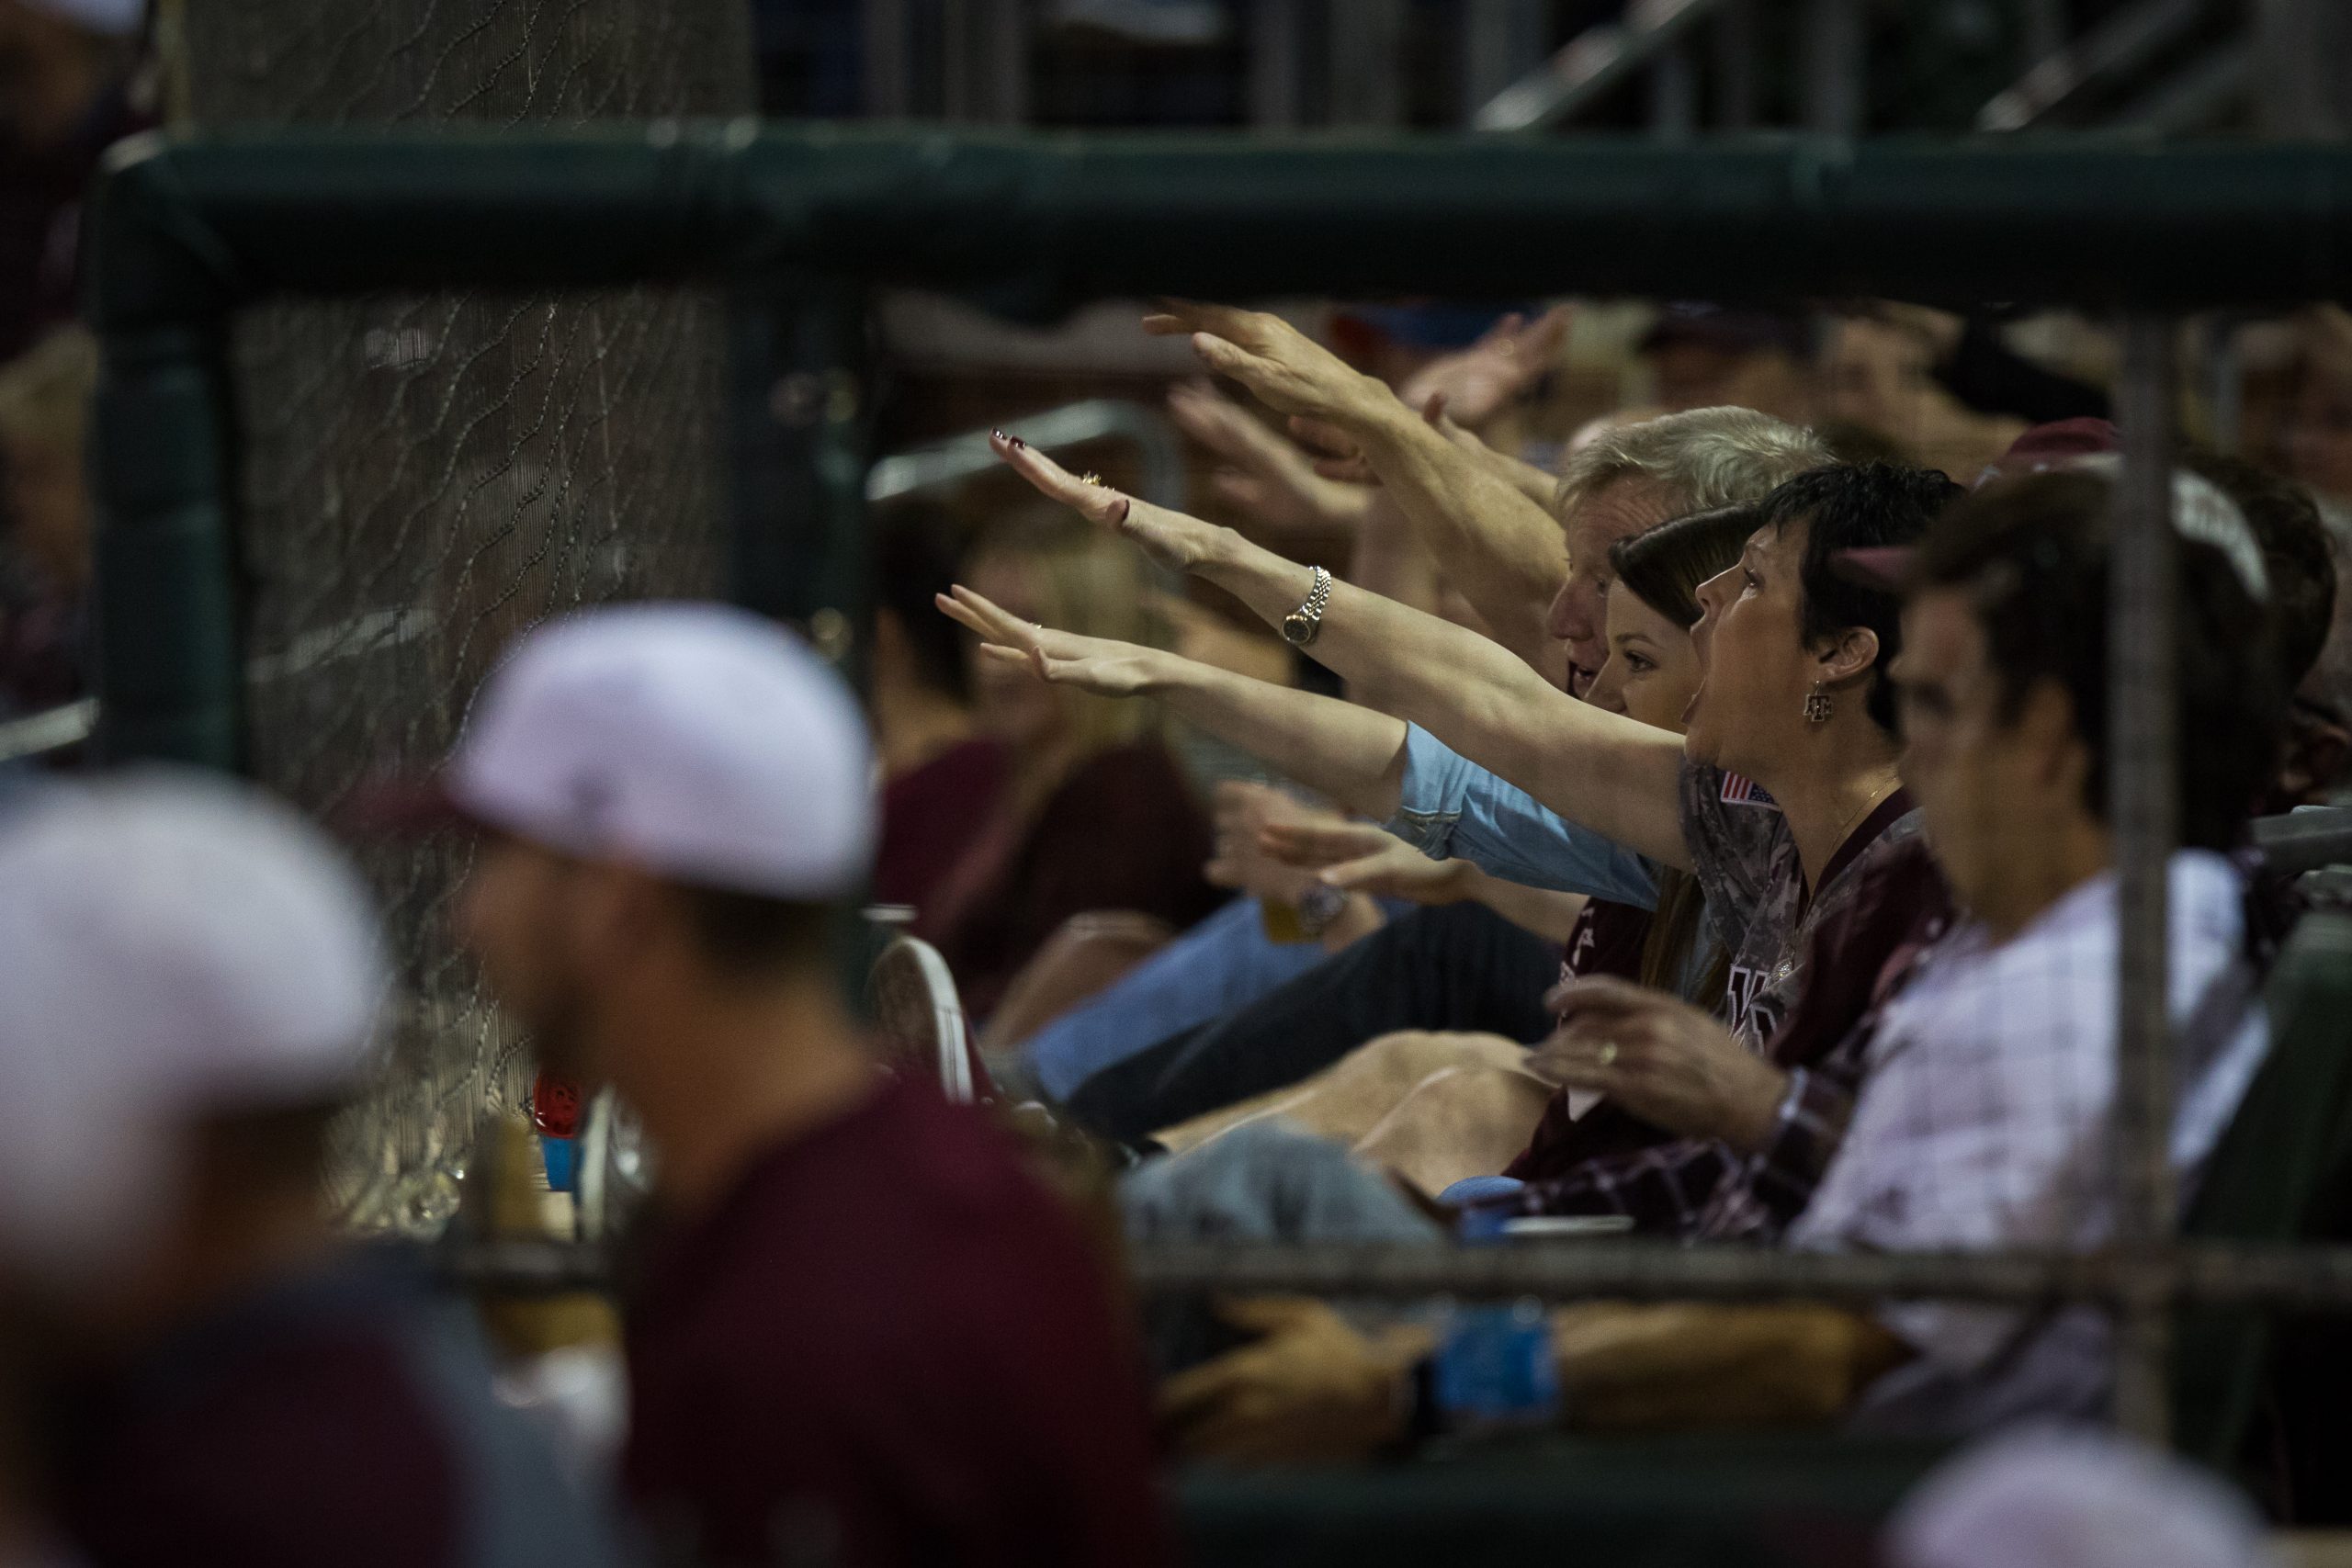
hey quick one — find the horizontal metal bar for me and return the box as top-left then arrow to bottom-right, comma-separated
2251,807 -> 2352,875
1125,1241 -> 2352,1311
428,1236 -> 2352,1312
0,698 -> 98,763
85,126 -> 2352,328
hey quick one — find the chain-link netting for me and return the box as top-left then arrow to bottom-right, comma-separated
171,0 -> 752,1230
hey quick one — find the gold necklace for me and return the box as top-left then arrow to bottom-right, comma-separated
1826,770 -> 1903,852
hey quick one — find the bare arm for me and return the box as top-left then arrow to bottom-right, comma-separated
937,586 -> 1409,820
983,432 -> 1690,869
1260,817 -> 1589,946
1551,1303 -> 1909,1431
1158,1297 -> 1904,1462
1348,398 -> 1572,679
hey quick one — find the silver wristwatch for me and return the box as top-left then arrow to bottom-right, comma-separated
1282,565 -> 1333,648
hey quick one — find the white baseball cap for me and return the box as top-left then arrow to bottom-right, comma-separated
373,603 -> 875,900
0,771 -> 385,1283
1888,1426 -> 2279,1568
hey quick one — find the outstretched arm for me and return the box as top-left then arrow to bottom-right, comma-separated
936,585 -> 1410,821
983,432 -> 1690,870
1258,817 -> 1591,947
1147,302 -> 1575,681
1158,1298 -> 1907,1462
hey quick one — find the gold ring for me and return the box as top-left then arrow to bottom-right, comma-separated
1596,1041 -> 1619,1068
1080,470 -> 1103,486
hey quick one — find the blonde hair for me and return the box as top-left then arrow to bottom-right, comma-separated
967,510 -> 1162,760
1556,405 -> 1831,519
0,326 -> 97,456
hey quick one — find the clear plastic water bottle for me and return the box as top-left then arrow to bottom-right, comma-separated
1433,1205 -> 1560,1432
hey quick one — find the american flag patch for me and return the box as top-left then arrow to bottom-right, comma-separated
1719,773 -> 1777,807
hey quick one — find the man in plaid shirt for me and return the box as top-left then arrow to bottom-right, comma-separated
1164,465 -> 2295,1455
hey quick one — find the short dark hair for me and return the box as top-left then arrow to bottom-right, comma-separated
1608,502 -> 1768,629
675,885 -> 834,979
1758,462 -> 1965,734
874,502 -> 971,702
1912,470 -> 2282,852
2181,451 -> 2337,691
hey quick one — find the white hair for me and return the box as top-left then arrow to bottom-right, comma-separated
1556,406 -> 1834,520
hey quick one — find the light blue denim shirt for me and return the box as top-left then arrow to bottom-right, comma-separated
1386,725 -> 1662,909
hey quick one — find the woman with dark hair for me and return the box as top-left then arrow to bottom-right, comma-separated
1140,503 -> 1762,1190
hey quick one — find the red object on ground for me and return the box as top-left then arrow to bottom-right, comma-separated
530,1072 -> 582,1138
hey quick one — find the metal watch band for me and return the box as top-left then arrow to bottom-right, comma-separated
1282,565 -> 1333,647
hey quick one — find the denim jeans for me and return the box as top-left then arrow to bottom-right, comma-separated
1013,895 -> 1389,1103
1062,901 -> 1563,1145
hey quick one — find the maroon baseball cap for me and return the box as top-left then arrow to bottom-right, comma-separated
1982,417 -> 2120,482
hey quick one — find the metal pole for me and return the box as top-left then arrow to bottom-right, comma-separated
430,1235 -> 2352,1312
864,0 -> 913,118
1648,46 -> 1698,141
1802,0 -> 1862,136
1249,0 -> 1306,128
1463,0 -> 1547,123
1713,0 -> 1758,130
2204,314 -> 2244,454
978,0 -> 1030,126
90,327 -> 242,770
2255,0 -> 2352,138
2021,0 -> 2069,77
2111,315 -> 2179,1444
1329,0 -> 1408,128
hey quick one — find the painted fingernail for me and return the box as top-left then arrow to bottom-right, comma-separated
990,428 -> 1007,442
1109,498 -> 1132,525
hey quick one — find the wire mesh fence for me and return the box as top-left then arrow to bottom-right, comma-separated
172,0 -> 750,1229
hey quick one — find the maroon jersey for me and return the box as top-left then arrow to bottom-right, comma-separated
1504,899 -> 1662,1182
622,1074 -> 1172,1568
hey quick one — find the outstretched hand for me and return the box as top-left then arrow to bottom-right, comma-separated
989,428 -> 1226,574
1527,976 -> 1790,1151
1166,380 -> 1376,536
1205,781 -> 1344,903
1259,817 -> 1470,908
1144,300 -> 1391,427
934,584 -> 1167,700
1396,304 -> 1574,433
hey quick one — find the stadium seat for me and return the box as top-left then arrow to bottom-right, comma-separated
977,910 -> 1175,1055
2173,911 -> 2352,1512
867,933 -> 989,1105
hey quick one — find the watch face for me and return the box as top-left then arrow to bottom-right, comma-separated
1282,614 -> 1312,646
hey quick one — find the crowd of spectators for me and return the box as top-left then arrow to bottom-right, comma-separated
6,17 -> 2352,1553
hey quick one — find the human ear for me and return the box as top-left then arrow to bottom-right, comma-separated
1816,626 -> 1882,688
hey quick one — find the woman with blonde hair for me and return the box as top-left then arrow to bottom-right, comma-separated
914,510 -> 1221,1020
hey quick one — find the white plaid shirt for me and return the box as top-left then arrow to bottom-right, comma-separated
1790,851 -> 2270,1433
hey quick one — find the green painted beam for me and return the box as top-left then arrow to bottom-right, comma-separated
86,126 -> 2352,328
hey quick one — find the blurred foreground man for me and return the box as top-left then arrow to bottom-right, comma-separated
0,773 -> 620,1568
1164,467 -> 2283,1454
437,604 -> 1170,1568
